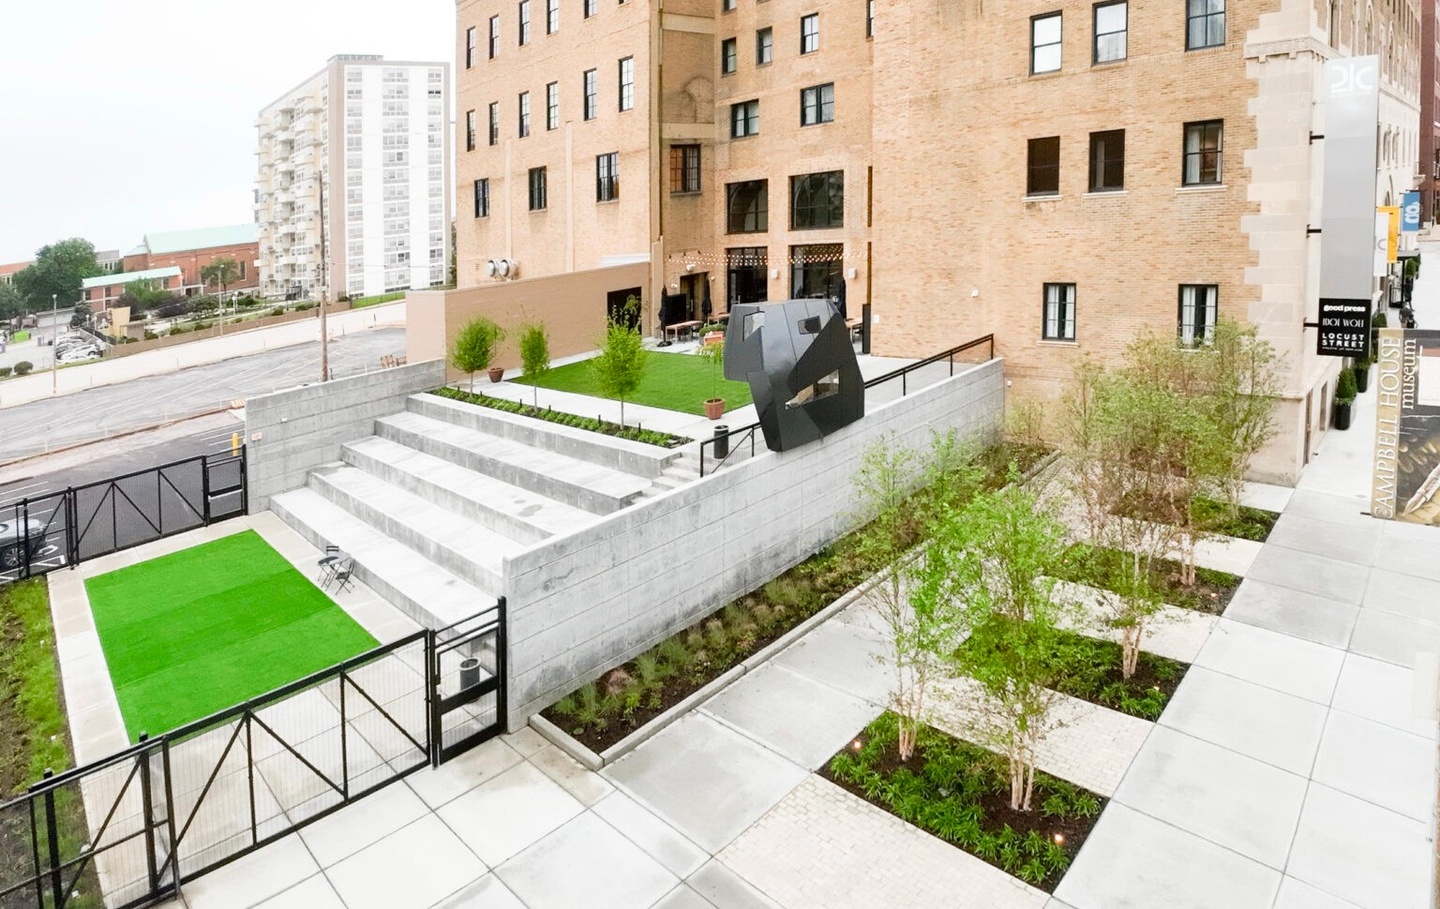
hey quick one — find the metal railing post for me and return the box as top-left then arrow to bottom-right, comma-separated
339,672 -> 349,800
139,734 -> 159,892
495,597 -> 509,735
201,458 -> 212,525
161,737 -> 180,897
41,770 -> 61,908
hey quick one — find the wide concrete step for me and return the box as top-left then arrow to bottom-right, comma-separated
306,465 -> 520,593
342,436 -> 597,544
269,489 -> 493,629
375,411 -> 651,515
410,393 -> 680,479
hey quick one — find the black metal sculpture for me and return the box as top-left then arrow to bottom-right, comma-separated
723,300 -> 865,452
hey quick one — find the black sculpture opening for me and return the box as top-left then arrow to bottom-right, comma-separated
723,300 -> 865,452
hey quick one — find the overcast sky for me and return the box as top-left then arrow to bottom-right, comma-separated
0,0 -> 453,265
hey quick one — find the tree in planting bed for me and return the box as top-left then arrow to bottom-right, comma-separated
451,316 -> 506,392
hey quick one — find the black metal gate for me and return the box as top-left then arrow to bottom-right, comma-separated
429,599 -> 507,765
1,450 -> 247,586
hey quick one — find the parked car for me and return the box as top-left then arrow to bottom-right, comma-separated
0,516 -> 45,571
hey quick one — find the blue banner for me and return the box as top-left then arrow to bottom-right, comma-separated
1402,191 -> 1422,232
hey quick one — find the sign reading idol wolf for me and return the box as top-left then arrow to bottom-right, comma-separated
724,301 -> 864,451
1372,328 -> 1440,523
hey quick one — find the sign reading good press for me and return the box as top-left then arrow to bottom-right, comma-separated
1317,298 -> 1371,357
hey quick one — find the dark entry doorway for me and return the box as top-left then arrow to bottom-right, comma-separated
607,286 -> 643,329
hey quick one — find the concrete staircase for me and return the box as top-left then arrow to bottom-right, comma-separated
270,392 -> 698,628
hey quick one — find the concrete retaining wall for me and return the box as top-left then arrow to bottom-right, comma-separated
245,360 -> 446,511
501,358 -> 1006,729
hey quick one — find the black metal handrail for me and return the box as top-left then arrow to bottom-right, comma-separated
696,334 -> 997,476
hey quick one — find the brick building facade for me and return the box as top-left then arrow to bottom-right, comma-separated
122,225 -> 260,292
453,0 -> 1421,482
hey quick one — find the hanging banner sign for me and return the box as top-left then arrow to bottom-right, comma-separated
1402,192 -> 1422,232
1319,57 -> 1381,301
1318,298 -> 1372,356
1372,328 -> 1440,523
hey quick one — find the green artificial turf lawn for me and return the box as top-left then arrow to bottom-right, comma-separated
514,350 -> 754,416
85,530 -> 377,741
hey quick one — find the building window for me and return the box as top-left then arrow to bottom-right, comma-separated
466,26 -> 478,67
866,0 -> 874,37
1183,120 -> 1223,184
583,69 -> 598,119
1027,136 -> 1060,195
585,0 -> 596,15
619,57 -> 634,111
546,82 -> 560,129
1031,12 -> 1062,73
465,110 -> 477,151
519,92 -> 531,137
595,152 -> 619,201
474,178 -> 490,217
671,145 -> 701,193
790,171 -> 844,229
727,247 -> 768,306
722,37 -> 738,74
1178,284 -> 1218,345
547,0 -> 559,33
489,15 -> 501,57
800,83 -> 835,126
1187,0 -> 1225,49
1042,283 -> 1076,340
1093,1 -> 1127,63
800,13 -> 820,53
731,99 -> 760,137
519,0 -> 531,43
727,180 -> 768,232
529,167 -> 548,210
791,244 -> 842,300
724,0 -> 737,9
488,102 -> 500,145
1088,129 -> 1124,191
757,27 -> 773,64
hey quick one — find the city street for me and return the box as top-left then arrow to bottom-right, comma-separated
0,327 -> 404,464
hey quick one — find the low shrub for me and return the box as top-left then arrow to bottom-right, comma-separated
429,386 -> 687,448
294,302 -> 316,312
167,325 -> 190,337
143,330 -> 158,341
269,307 -> 285,317
0,366 -> 11,378
14,361 -> 33,376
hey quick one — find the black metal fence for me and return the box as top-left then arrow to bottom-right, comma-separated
1,450 -> 246,586
0,602 -> 506,909
698,335 -> 997,476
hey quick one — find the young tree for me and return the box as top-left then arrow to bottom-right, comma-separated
70,299 -> 91,329
451,316 -> 505,392
200,258 -> 242,298
0,282 -> 23,322
591,301 -> 649,425
850,433 -> 982,760
12,239 -> 102,311
1201,320 -> 1280,518
118,278 -> 173,313
518,322 -> 551,406
919,481 -> 1076,811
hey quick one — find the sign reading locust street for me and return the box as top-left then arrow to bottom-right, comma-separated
1317,298 -> 1371,357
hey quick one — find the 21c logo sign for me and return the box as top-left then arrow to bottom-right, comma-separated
1329,58 -> 1378,96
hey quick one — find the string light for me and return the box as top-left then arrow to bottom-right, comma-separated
664,246 -> 863,268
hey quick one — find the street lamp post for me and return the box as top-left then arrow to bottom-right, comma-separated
50,293 -> 57,395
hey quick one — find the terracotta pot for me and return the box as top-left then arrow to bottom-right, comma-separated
488,366 -> 505,382
704,398 -> 725,420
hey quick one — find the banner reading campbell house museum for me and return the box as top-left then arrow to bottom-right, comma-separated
1373,328 -> 1440,523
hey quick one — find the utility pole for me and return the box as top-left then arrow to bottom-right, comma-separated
50,293 -> 57,395
319,174 -> 330,382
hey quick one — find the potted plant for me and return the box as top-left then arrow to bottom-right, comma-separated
451,316 -> 505,391
699,337 -> 726,420
1353,356 -> 1371,393
1334,366 -> 1357,431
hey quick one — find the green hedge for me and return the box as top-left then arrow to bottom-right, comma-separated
429,386 -> 688,448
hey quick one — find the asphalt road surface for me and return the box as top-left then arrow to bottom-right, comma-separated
0,327 -> 404,463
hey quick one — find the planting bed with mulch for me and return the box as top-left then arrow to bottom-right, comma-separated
430,387 -> 689,448
1110,496 -> 1279,544
821,713 -> 1105,892
1043,630 -> 1188,720
542,443 -> 1054,753
1049,542 -> 1242,614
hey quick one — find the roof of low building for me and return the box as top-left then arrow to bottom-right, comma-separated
137,224 -> 259,255
83,266 -> 183,290
0,260 -> 32,277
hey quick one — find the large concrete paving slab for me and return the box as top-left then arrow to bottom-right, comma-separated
1285,783 -> 1431,909
1222,578 -> 1359,649
1273,877 -> 1365,909
1244,547 -> 1371,606
1055,802 -> 1280,909
252,875 -> 347,909
683,860 -> 782,908
1192,619 -> 1345,704
180,833 -> 320,909
495,812 -> 678,909
767,619 -> 891,706
1266,514 -> 1382,565
591,790 -> 709,878
1372,533 -> 1440,583
1330,652 -> 1439,737
1361,567 -> 1440,623
1158,666 -> 1327,775
1347,607 -> 1440,667
702,663 -> 882,769
1310,710 -> 1435,822
405,736 -> 524,809
603,713 -> 807,854
434,760 -> 586,867
325,814 -> 486,909
1280,489 -> 1372,525
298,778 -> 431,867
431,874 -> 526,909
1112,726 -> 1306,869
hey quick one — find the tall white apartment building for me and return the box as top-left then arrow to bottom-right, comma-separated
255,54 -> 451,300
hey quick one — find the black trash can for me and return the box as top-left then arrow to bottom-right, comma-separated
459,657 -> 481,689
713,424 -> 730,460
